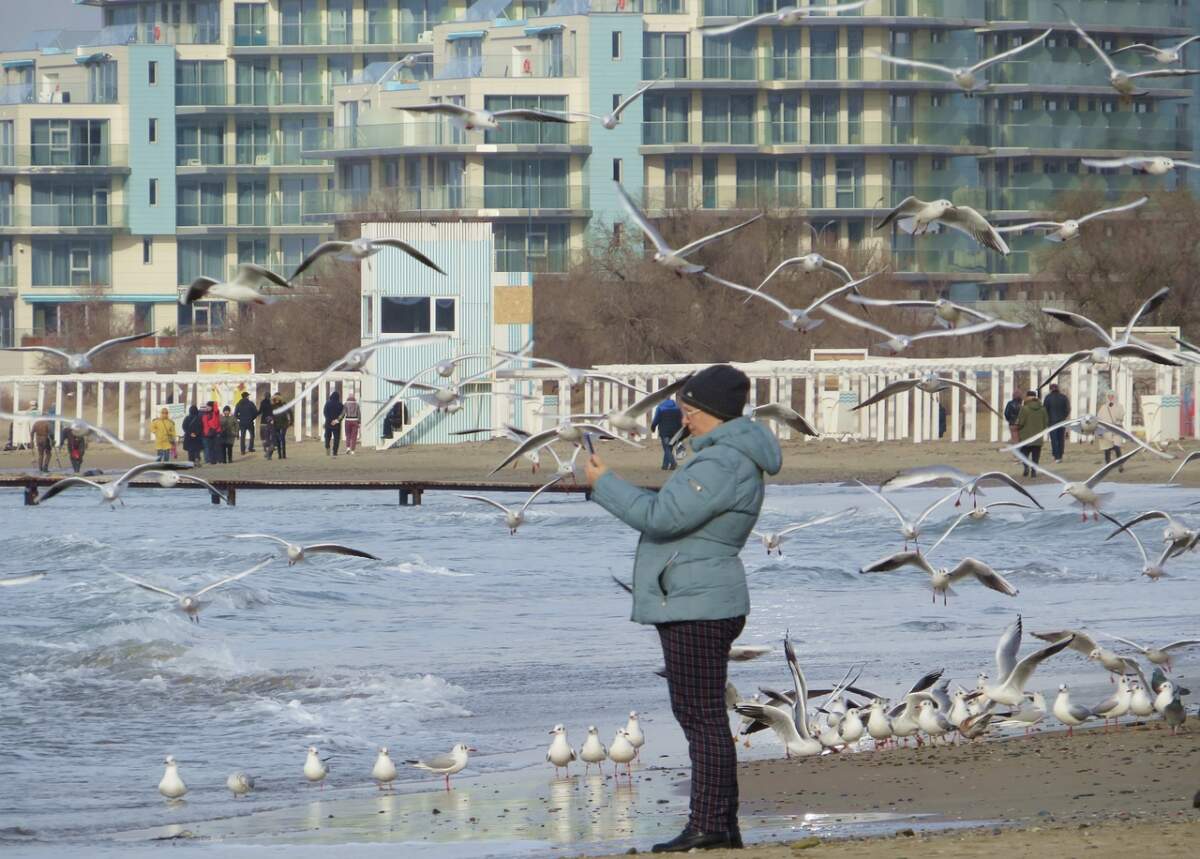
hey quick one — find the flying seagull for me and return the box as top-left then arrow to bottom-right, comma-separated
1100,512 -> 1173,581
1007,415 -> 1172,461
1167,450 -> 1200,484
494,351 -> 646,391
402,102 -> 574,131
927,502 -> 1041,554
1064,8 -> 1200,95
820,303 -> 1025,354
615,181 -> 761,275
564,78 -> 661,129
113,558 -> 273,623
1105,510 -> 1196,558
232,533 -> 381,565
1009,447 -> 1141,520
1,330 -> 155,372
870,28 -> 1051,94
1082,155 -> 1200,174
845,293 -> 999,329
703,270 -> 880,333
875,196 -> 1010,255
855,479 -> 959,549
151,468 -> 231,505
36,462 -> 193,507
700,1 -> 868,37
882,465 -> 1043,509
983,616 -> 1075,706
852,372 -> 1002,418
1112,35 -> 1200,64
184,263 -> 291,306
860,550 -> 1018,605
0,411 -> 155,462
749,402 -> 819,437
459,476 -> 565,535
755,253 -> 855,293
996,196 -> 1148,242
487,420 -> 634,475
289,237 -> 444,280
1101,634 -> 1200,672
752,508 -> 857,555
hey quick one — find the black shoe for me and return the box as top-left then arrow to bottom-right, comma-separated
651,828 -> 731,853
729,826 -> 743,849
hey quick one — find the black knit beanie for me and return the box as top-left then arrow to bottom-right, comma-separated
679,365 -> 750,421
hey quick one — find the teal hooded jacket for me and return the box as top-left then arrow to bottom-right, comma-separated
591,416 -> 783,624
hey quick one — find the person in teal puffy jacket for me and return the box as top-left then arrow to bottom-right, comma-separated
585,364 -> 782,854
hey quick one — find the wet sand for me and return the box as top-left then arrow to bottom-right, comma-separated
2,435 -> 1197,489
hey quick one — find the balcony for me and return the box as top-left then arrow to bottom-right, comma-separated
886,247 -> 1038,278
175,143 -> 330,169
301,120 -> 589,156
986,0 -> 1189,30
991,51 -> 1185,89
0,79 -> 117,106
987,119 -> 1188,153
985,176 -> 1167,211
302,184 -> 590,221
0,263 -> 13,289
435,52 -> 577,80
642,119 -> 988,148
175,82 -> 332,109
639,183 -> 985,213
229,21 -> 435,50
0,203 -> 127,231
0,143 -> 127,170
176,196 -> 324,229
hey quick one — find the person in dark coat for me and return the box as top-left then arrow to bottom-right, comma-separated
650,397 -> 684,470
1043,383 -> 1070,463
201,401 -> 222,465
271,393 -> 291,459
1016,390 -> 1049,478
1004,389 -> 1023,445
234,391 -> 258,454
258,394 -> 275,460
323,390 -> 344,456
181,405 -> 204,466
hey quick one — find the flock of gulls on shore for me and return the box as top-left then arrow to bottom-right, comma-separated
2,2 -> 1200,816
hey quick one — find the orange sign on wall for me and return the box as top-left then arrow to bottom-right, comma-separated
195,355 -> 256,410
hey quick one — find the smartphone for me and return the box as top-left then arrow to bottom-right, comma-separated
583,432 -> 596,455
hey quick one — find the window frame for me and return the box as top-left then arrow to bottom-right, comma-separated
379,295 -> 459,336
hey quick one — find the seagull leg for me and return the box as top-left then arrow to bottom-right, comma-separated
445,774 -> 451,791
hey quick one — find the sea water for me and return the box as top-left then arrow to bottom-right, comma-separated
0,481 -> 1195,855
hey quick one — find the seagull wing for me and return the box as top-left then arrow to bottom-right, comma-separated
927,511 -> 972,556
372,239 -> 447,275
35,416 -> 157,461
777,508 -> 857,539
1126,67 -> 1200,80
459,494 -> 515,516
493,108 -> 575,124
881,465 -> 970,491
875,196 -> 927,231
232,533 -> 292,547
949,558 -> 1018,596
614,181 -> 671,255
1031,629 -> 1097,656
860,550 -> 936,576
402,102 -> 472,118
193,558 -> 274,597
1119,287 -> 1171,340
934,377 -> 1003,418
289,241 -> 347,280
1091,418 -> 1174,460
1007,635 -> 1075,690
236,262 -> 291,289
854,479 -> 911,528
618,374 -> 693,421
820,302 -> 900,340
1084,448 -> 1141,489
971,28 -> 1051,72
114,571 -> 180,601
1161,639 -> 1200,653
914,488 -> 961,526
1104,510 -> 1171,541
1103,514 -> 1151,567
176,474 -> 230,504
1174,35 -> 1200,50
873,53 -> 955,78
995,615 -> 1023,681
698,12 -> 777,37
703,272 -> 794,317
1037,351 -> 1091,390
1167,449 -> 1200,483
84,330 -> 155,360
783,635 -> 815,740
580,372 -> 649,394
1109,43 -> 1155,56
1009,446 -> 1069,486
751,402 -> 818,436
908,318 -> 1025,342
301,544 -> 382,561
271,356 -> 345,416
1076,195 -> 1148,226
0,572 -> 47,587
1081,156 -> 1153,170
805,271 -> 880,314
846,295 -> 937,310
940,205 -> 1010,255
994,220 -> 1065,234
969,472 -> 1043,508
520,475 -> 565,514
117,460 -> 190,489
488,427 -> 560,475
611,78 -> 660,119
38,476 -> 103,503
676,213 -> 763,258
1065,13 -> 1119,73
1100,633 -> 1150,653
184,276 -> 220,305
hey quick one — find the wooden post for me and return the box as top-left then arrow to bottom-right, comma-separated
24,482 -> 38,506
296,380 -> 304,442
96,380 -> 105,430
75,380 -> 83,420
117,381 -> 126,440
138,382 -> 147,440
950,373 -> 961,443
54,381 -> 63,444
226,486 -> 237,506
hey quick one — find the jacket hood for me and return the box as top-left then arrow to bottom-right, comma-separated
691,416 -> 782,475
1024,400 -> 1045,411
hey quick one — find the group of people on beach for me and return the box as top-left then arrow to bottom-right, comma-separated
1005,385 -> 1126,477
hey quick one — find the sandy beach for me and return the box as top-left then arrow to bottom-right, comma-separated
2,434 -> 1197,490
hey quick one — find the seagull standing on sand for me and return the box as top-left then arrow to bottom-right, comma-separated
1,330 -> 155,372
402,101 -> 575,131
564,78 -> 661,129
870,28 -> 1051,94
1091,677 -> 1133,730
304,747 -> 330,787
158,756 -> 187,800
615,181 -> 761,275
184,263 -> 291,305
372,747 -> 397,791
226,772 -> 255,798
289,237 -> 444,280
459,476 -> 564,535
865,699 -> 893,747
36,462 -> 194,508
875,196 -> 1010,254
409,743 -> 474,791
580,726 -> 608,775
0,411 -> 156,462
996,196 -> 1148,242
982,616 -> 1075,707
1064,9 -> 1200,95
546,725 -> 577,777
703,270 -> 880,334
233,533 -> 381,565
699,0 -> 868,36
1112,35 -> 1200,64
855,480 -> 959,548
113,558 -> 272,623
751,508 -> 858,556
625,711 -> 645,759
1052,684 -> 1094,736
608,730 -> 637,779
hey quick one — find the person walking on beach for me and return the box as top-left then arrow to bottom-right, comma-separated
651,397 -> 684,471
1043,383 -> 1070,463
1098,390 -> 1127,470
323,390 -> 344,457
181,405 -> 204,466
220,405 -> 237,464
342,393 -> 361,455
235,391 -> 257,455
584,365 -> 782,854
1004,389 -> 1024,445
150,407 -> 177,463
201,402 -> 222,465
65,427 -> 87,474
32,417 -> 53,472
271,393 -> 290,460
258,393 -> 276,460
1016,390 -> 1049,478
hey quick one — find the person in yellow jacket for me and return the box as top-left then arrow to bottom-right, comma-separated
150,407 -> 177,463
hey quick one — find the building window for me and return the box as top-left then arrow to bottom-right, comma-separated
31,238 -> 111,286
178,301 -> 227,335
133,302 -> 153,331
612,31 -> 622,60
149,178 -> 158,206
148,118 -> 158,143
143,237 -> 153,263
931,156 -> 946,171
494,222 -> 568,273
612,93 -> 622,111
612,158 -> 622,183
380,297 -> 457,335
148,61 -> 158,85
931,94 -> 944,108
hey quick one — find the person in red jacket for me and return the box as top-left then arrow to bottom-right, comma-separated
201,401 -> 222,465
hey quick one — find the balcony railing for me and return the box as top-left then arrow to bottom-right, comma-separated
640,183 -> 985,212
986,0 -> 1189,29
0,80 -> 117,106
642,119 -> 989,147
985,177 -> 1167,211
110,21 -> 222,45
4,143 -> 128,169
302,185 -> 590,219
887,247 -> 1037,276
989,120 -> 1188,152
230,21 -> 435,48
176,196 -> 319,228
434,53 -> 577,80
175,142 -> 329,167
0,203 -> 127,229
176,82 -> 332,107
0,263 -> 14,288
302,120 -> 589,153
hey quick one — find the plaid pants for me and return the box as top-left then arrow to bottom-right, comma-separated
657,615 -> 746,834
